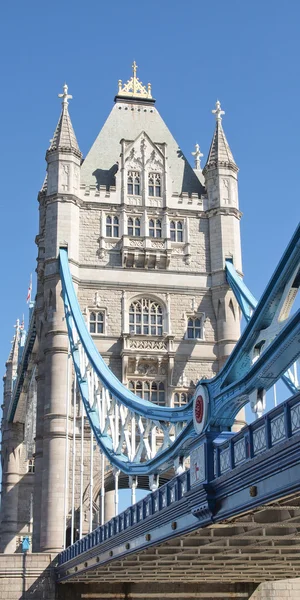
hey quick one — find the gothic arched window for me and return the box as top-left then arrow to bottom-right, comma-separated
89,311 -> 104,334
173,392 -> 192,407
106,215 -> 119,238
128,217 -> 141,237
148,173 -> 161,197
149,219 -> 162,238
128,380 -> 165,405
170,220 -> 183,242
127,171 -> 140,196
129,299 -> 163,336
187,316 -> 203,339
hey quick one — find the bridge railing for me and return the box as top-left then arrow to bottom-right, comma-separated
213,393 -> 300,478
59,393 -> 300,566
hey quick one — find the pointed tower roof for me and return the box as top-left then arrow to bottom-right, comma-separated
81,65 -> 205,196
205,101 -> 237,170
47,84 -> 82,159
7,320 -> 21,364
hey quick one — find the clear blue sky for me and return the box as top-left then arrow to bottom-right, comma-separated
0,0 -> 299,403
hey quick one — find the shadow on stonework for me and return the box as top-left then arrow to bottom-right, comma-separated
92,164 -> 119,191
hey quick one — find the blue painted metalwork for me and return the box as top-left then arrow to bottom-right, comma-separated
225,260 -> 257,322
58,392 -> 300,570
59,223 -> 300,472
225,257 -> 299,396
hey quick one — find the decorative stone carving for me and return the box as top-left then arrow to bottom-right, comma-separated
129,339 -> 167,351
151,240 -> 164,249
94,292 -> 101,307
73,165 -> 79,191
125,148 -> 143,171
146,149 -> 164,173
127,196 -> 142,206
149,198 -> 163,207
61,163 -> 70,191
105,241 -> 119,249
222,178 -> 230,204
129,239 -> 143,247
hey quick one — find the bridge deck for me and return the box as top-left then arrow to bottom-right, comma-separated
57,394 -> 300,585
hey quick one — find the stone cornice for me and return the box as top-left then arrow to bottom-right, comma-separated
206,206 -> 242,219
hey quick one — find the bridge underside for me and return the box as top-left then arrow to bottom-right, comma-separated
60,492 -> 300,586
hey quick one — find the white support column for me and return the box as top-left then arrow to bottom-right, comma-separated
71,375 -> 76,545
114,470 -> 120,516
129,475 -> 138,506
101,452 -> 105,525
79,405 -> 84,539
63,350 -> 70,549
89,430 -> 94,533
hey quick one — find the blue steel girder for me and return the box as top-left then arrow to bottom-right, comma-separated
221,224 -> 300,389
225,239 -> 300,396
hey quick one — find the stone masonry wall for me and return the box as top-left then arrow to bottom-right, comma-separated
0,554 -> 56,600
250,579 -> 300,599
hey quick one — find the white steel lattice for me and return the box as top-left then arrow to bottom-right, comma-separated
76,336 -> 186,466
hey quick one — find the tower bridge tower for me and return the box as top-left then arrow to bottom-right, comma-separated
0,65 -> 242,553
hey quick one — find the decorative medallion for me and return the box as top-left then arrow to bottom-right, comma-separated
193,384 -> 209,434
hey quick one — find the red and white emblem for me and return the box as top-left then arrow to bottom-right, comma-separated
193,385 -> 208,434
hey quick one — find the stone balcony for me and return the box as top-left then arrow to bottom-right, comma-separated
121,236 -> 172,268
121,334 -> 175,384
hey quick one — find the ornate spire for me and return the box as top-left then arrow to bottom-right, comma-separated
204,100 -> 237,169
191,143 -> 203,170
212,100 -> 225,122
7,319 -> 21,363
47,84 -> 82,158
117,62 -> 152,99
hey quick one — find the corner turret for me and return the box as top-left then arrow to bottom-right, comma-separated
204,101 -> 242,370
46,84 -> 82,196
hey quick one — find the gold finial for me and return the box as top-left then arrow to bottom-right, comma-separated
117,62 -> 152,99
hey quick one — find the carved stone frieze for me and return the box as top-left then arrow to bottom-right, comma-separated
129,339 -> 167,351
129,239 -> 144,248
151,240 -> 165,249
127,196 -> 142,206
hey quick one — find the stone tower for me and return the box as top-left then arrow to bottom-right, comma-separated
0,65 -> 242,554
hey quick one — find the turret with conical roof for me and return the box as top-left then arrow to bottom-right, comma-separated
204,100 -> 239,213
46,84 -> 82,196
204,101 -> 242,371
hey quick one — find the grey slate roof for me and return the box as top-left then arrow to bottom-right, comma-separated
81,101 -> 205,196
205,119 -> 236,168
48,104 -> 82,158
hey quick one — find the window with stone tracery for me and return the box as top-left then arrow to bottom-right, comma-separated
170,220 -> 183,242
106,215 -> 119,238
173,391 -> 192,407
129,299 -> 163,335
27,458 -> 35,474
89,311 -> 104,334
128,217 -> 141,237
128,380 -> 165,405
127,171 -> 141,196
149,218 -> 162,238
186,316 -> 203,339
148,173 -> 161,197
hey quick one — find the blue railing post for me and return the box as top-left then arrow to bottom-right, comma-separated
284,402 -> 292,439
